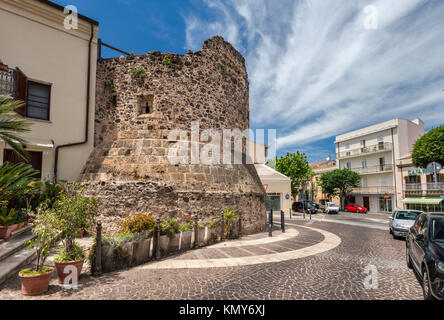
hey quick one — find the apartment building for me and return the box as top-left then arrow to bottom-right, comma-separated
397,154 -> 444,212
335,118 -> 425,213
309,158 -> 340,206
0,0 -> 98,181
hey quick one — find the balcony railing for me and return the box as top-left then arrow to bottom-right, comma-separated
337,142 -> 392,159
352,186 -> 395,194
351,164 -> 394,174
405,183 -> 422,190
426,183 -> 444,191
0,67 -> 14,96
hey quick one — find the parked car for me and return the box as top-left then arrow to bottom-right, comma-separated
389,210 -> 423,239
324,202 -> 339,214
292,202 -> 317,214
406,212 -> 444,300
344,203 -> 368,213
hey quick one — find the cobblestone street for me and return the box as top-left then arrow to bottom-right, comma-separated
0,214 -> 423,300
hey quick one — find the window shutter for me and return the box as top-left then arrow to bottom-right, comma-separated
13,67 -> 27,116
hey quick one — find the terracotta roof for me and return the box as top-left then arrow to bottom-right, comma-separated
309,161 -> 329,167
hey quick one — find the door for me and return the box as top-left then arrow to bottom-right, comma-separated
412,215 -> 427,268
3,149 -> 42,179
363,197 -> 370,210
379,157 -> 385,171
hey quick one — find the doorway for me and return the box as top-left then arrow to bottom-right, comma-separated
363,197 -> 370,210
3,149 -> 42,179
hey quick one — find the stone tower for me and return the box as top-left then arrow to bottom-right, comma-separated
79,36 -> 266,234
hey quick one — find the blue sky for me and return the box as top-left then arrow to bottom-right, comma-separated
58,0 -> 444,163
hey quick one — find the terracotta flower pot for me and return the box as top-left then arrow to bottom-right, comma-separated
0,224 -> 18,240
54,258 -> 85,284
19,267 -> 54,296
17,222 -> 25,229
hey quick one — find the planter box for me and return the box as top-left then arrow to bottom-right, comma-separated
198,228 -> 206,247
180,231 -> 192,251
207,228 -> 219,245
168,233 -> 180,252
101,245 -> 113,273
133,238 -> 151,265
159,235 -> 170,256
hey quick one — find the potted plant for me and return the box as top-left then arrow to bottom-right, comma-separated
19,206 -> 58,295
52,184 -> 97,284
0,206 -> 18,239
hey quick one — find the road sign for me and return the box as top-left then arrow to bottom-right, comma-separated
384,195 -> 390,200
263,184 -> 269,192
427,162 -> 442,175
441,195 -> 444,198
285,194 -> 290,200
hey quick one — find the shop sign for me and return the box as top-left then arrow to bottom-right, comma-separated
408,168 -> 429,175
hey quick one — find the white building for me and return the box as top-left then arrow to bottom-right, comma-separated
335,118 -> 425,213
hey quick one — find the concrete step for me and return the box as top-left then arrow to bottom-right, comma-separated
0,231 -> 36,263
0,247 -> 36,286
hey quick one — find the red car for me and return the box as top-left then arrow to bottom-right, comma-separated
344,203 -> 368,213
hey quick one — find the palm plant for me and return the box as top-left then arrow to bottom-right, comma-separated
0,162 -> 40,203
0,95 -> 31,160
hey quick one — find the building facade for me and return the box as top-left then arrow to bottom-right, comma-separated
0,0 -> 98,181
309,159 -> 340,206
397,154 -> 444,212
335,118 -> 425,213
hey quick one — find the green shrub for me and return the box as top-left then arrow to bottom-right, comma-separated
163,54 -> 173,66
55,242 -> 84,262
121,213 -> 156,234
223,208 -> 238,239
104,80 -> 117,93
218,62 -> 228,76
160,219 -> 181,238
208,219 -> 221,229
0,207 -> 17,226
130,68 -> 147,78
102,231 -> 139,246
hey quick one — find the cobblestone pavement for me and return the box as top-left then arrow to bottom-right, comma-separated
0,219 -> 423,300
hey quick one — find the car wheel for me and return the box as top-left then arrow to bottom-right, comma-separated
406,246 -> 413,269
422,267 -> 435,300
389,228 -> 393,235
344,208 -> 348,212
357,210 -> 361,213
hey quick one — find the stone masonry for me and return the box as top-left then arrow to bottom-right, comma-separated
79,36 -> 267,234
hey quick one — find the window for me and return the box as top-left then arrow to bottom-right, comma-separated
362,160 -> 367,168
138,95 -> 154,115
27,81 -> 51,120
346,161 -> 351,170
360,140 -> 366,148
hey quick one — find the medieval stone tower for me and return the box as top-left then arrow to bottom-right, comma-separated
79,36 -> 266,234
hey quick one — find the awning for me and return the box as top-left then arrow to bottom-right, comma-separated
402,197 -> 444,205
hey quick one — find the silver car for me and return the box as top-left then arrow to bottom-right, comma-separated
389,210 -> 423,239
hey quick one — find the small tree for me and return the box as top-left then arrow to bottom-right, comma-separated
53,183 -> 98,261
412,125 -> 444,168
25,205 -> 59,273
318,169 -> 361,210
271,152 -> 314,197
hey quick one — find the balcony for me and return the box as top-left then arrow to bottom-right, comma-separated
336,142 -> 392,159
352,186 -> 395,194
404,183 -> 444,196
352,164 -> 394,175
0,67 -> 14,96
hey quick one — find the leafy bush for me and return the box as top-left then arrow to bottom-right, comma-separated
104,80 -> 117,93
160,219 -> 181,238
130,68 -> 147,78
163,54 -> 172,66
223,208 -> 238,239
0,207 -> 17,226
102,231 -> 143,246
120,214 -> 156,234
55,242 -> 84,262
208,219 -> 221,229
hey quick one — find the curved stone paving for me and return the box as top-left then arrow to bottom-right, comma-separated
140,225 -> 341,269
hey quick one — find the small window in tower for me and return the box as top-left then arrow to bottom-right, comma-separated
138,95 -> 154,115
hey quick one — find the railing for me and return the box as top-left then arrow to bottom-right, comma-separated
405,183 -> 422,190
352,186 -> 395,194
0,67 -> 14,96
352,164 -> 394,174
426,183 -> 444,191
336,142 -> 392,159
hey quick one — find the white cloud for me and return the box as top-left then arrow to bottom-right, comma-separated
183,0 -> 444,151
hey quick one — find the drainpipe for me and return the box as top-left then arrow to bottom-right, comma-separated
54,23 -> 95,182
391,128 -> 397,210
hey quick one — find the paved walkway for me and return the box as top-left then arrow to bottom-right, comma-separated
0,220 -> 422,300
141,226 -> 340,269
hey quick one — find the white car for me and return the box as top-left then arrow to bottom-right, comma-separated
324,202 -> 339,214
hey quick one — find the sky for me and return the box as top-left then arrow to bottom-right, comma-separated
58,0 -> 444,163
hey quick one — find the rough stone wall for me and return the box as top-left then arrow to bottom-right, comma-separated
79,36 -> 266,235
